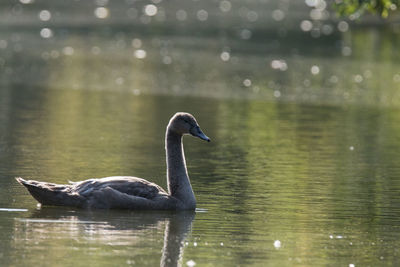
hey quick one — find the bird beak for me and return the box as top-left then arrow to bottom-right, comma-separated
190,126 -> 211,142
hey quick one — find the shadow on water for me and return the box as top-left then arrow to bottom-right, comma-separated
11,207 -> 195,267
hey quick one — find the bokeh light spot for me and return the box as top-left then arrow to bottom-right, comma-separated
94,7 -> 109,19
134,49 -> 147,59
197,9 -> 208,21
144,4 -> 158,16
39,10 -> 51,21
311,65 -> 320,75
40,28 -> 53,38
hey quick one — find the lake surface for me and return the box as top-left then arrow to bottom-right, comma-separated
2,1 -> 400,266
2,89 -> 400,266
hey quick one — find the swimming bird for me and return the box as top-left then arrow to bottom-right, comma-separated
16,112 -> 210,210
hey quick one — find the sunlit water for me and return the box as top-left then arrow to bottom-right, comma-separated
2,1 -> 400,266
2,89 -> 400,266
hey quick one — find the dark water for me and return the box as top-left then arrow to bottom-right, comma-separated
2,0 -> 400,266
2,89 -> 400,266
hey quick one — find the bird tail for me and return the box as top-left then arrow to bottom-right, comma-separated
16,177 -> 84,207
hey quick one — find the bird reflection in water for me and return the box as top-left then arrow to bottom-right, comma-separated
14,208 -> 195,266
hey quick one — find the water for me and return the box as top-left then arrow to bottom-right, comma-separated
2,89 -> 400,266
2,1 -> 400,266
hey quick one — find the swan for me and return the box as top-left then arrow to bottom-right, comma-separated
16,112 -> 210,210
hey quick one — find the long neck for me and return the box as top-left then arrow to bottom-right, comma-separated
165,128 -> 196,208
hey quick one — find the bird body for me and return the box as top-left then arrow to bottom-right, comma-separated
16,112 -> 210,210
